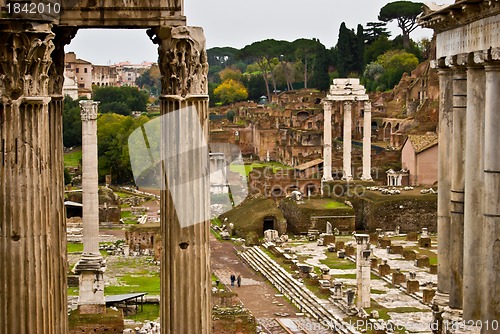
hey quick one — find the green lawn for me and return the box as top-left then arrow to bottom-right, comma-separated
64,148 -> 82,167
67,243 -> 84,253
229,161 -> 293,177
105,273 -> 160,295
126,303 -> 159,322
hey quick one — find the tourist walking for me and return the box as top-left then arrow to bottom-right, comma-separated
230,274 -> 236,287
237,275 -> 241,287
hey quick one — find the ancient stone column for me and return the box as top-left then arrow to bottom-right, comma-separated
482,61 -> 500,330
355,234 -> 371,308
361,101 -> 372,181
322,101 -> 333,181
0,21 -> 67,333
463,54 -> 485,321
73,100 -> 106,314
435,64 -> 453,305
151,25 -> 211,334
449,60 -> 467,309
342,101 -> 353,181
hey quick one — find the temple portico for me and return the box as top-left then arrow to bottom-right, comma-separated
322,78 -> 372,182
420,2 -> 500,332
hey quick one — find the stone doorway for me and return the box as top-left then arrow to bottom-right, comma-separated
263,216 -> 276,232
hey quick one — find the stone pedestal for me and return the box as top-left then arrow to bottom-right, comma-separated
407,280 -> 420,294
378,238 -> 391,248
392,271 -> 406,286
403,249 -> 417,260
152,26 -> 211,334
419,237 -> 431,248
415,255 -> 430,268
344,244 -> 355,256
355,234 -> 371,308
378,262 -> 391,276
370,258 -> 379,269
423,288 -> 436,304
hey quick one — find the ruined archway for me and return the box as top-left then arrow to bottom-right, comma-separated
0,2 -> 211,333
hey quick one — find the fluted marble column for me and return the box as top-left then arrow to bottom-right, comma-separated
482,62 -> 500,331
74,100 -> 106,314
322,101 -> 333,181
361,101 -> 372,181
463,55 -> 485,321
151,25 -> 211,334
435,64 -> 453,303
449,60 -> 467,310
0,21 -> 68,333
342,101 -> 353,181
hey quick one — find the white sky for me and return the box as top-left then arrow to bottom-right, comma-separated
66,0 -> 454,65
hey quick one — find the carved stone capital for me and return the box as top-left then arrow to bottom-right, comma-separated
148,26 -> 208,97
80,100 -> 99,121
0,22 -> 55,100
49,27 -> 78,95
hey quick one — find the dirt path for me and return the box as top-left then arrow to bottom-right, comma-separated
210,234 -> 297,318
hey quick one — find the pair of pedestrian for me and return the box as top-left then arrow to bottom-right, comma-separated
230,274 -> 242,287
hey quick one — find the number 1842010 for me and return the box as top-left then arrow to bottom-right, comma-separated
6,2 -> 61,15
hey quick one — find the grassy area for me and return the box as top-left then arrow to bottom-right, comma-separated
300,198 -> 352,211
105,273 -> 160,295
64,148 -> 82,167
126,303 -> 159,322
320,253 -> 356,270
121,210 -> 133,219
229,161 -> 293,177
67,243 -> 84,253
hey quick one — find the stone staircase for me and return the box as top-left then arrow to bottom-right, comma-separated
239,246 -> 360,334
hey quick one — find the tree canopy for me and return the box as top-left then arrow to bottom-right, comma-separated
378,1 -> 423,49
93,86 -> 149,116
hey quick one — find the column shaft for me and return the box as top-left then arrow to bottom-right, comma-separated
153,26 -> 211,334
81,108 -> 100,254
0,22 -> 67,333
482,64 -> 500,331
436,68 -> 453,296
361,101 -> 372,180
322,101 -> 333,181
449,67 -> 467,309
463,65 -> 485,320
342,102 -> 353,181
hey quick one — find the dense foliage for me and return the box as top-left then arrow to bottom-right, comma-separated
63,96 -> 151,184
93,86 -> 149,116
206,1 -> 427,99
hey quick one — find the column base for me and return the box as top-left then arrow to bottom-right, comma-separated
342,175 -> 353,181
361,175 -> 373,181
322,176 -> 333,182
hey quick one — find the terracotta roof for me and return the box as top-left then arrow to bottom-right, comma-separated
406,134 -> 438,153
294,158 -> 323,171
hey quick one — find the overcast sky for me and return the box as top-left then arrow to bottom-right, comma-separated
66,0 -> 454,65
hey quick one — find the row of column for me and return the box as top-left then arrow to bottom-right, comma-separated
322,100 -> 372,182
435,52 -> 500,329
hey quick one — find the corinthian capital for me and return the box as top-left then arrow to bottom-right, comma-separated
0,22 -> 55,100
148,26 -> 208,97
80,100 -> 99,121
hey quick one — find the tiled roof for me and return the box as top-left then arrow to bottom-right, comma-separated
407,134 -> 438,153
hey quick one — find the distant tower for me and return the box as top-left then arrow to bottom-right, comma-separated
73,100 -> 106,314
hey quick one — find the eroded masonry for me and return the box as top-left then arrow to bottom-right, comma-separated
0,1 -> 211,333
419,2 -> 500,333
